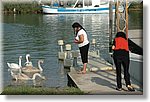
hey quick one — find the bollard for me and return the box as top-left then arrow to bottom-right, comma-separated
92,39 -> 96,45
58,40 -> 64,52
65,44 -> 72,59
64,44 -> 72,68
65,44 -> 71,51
72,51 -> 79,67
58,40 -> 65,60
58,52 -> 65,60
64,59 -> 72,68
92,39 -> 96,51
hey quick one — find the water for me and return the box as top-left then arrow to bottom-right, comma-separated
2,12 -> 142,88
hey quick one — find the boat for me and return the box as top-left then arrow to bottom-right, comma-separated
41,0 -> 115,14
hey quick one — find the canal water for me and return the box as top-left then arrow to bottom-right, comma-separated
2,11 -> 142,87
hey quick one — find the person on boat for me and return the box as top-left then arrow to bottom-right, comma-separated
53,0 -> 59,7
112,32 -> 135,91
72,22 -> 90,74
59,1 -> 64,7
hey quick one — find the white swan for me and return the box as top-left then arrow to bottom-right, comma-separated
22,60 -> 44,73
24,54 -> 33,67
10,69 -> 45,81
7,56 -> 22,69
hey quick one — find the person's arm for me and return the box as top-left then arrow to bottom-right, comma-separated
112,40 -> 115,50
74,34 -> 84,44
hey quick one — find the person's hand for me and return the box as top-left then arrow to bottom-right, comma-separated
74,39 -> 78,43
112,45 -> 115,50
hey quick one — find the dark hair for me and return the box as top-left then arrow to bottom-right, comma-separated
115,32 -> 127,40
72,22 -> 83,29
72,22 -> 87,36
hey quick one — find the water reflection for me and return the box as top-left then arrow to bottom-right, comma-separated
3,12 -> 142,88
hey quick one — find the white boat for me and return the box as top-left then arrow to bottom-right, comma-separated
41,0 -> 115,14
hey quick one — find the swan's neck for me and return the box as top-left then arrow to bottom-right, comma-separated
38,61 -> 43,71
32,73 -> 43,80
19,57 -> 22,67
26,55 -> 29,63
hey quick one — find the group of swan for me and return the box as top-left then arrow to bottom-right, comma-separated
10,69 -> 45,81
7,54 -> 45,81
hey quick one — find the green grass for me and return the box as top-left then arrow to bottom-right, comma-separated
2,3 -> 43,14
1,85 -> 84,95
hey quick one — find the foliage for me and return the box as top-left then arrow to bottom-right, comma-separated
2,3 -> 42,14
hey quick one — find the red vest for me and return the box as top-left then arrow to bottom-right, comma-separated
114,37 -> 129,51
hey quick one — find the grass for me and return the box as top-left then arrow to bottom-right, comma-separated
1,85 -> 84,95
2,3 -> 43,14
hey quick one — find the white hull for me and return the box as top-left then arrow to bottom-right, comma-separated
42,5 -> 115,14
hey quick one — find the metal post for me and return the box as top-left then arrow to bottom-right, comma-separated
116,0 -> 120,32
114,2 -> 117,35
125,0 -> 128,39
109,1 -> 113,53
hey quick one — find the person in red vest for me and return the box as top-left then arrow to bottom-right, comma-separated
112,32 -> 135,91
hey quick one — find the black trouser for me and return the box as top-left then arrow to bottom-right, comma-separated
79,43 -> 89,64
113,50 -> 131,88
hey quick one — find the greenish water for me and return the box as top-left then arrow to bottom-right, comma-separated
3,11 -> 142,88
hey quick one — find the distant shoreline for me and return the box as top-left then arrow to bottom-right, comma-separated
2,2 -> 143,14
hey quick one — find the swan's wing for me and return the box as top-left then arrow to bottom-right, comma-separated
7,63 -> 20,69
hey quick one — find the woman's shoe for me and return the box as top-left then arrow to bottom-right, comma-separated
116,87 -> 122,91
127,85 -> 135,91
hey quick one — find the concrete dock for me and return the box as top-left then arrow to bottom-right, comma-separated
66,29 -> 143,95
68,52 -> 142,95
68,32 -> 143,94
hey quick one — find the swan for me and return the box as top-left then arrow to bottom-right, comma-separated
10,69 -> 45,81
22,60 -> 44,73
24,54 -> 33,67
7,56 -> 22,69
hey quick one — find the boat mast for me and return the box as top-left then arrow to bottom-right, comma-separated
73,0 -> 79,8
83,0 -> 85,7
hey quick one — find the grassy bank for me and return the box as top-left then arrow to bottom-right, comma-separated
1,85 -> 84,95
